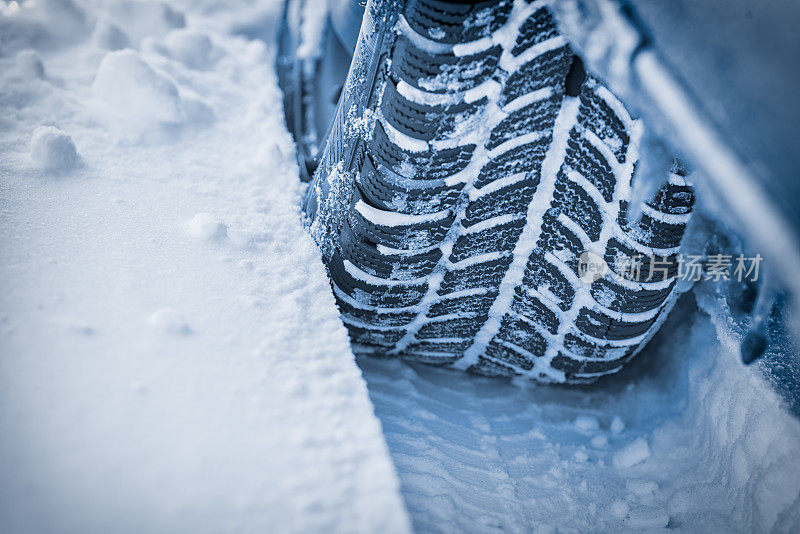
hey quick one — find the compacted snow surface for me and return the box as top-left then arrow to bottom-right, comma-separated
1,1 -> 799,533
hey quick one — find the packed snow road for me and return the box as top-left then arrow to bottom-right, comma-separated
0,0 -> 799,533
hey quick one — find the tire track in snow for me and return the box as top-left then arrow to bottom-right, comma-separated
358,294 -> 800,532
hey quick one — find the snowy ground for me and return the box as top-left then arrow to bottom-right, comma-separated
1,1 -> 799,533
0,1 -> 409,532
361,293 -> 800,532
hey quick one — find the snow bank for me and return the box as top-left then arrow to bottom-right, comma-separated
0,1 -> 410,532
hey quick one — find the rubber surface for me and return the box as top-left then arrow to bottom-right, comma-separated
304,0 -> 693,383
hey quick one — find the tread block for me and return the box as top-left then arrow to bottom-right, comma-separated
381,79 -> 482,142
358,156 -> 464,215
348,199 -> 453,251
475,143 -> 546,189
417,315 -> 488,339
575,307 -> 658,341
429,291 -> 497,318
404,0 -> 511,45
488,94 -> 560,150
340,219 -> 441,279
347,325 -> 406,348
551,351 -> 632,376
522,252 -> 575,311
563,333 -> 636,360
495,315 -> 548,358
336,296 -> 417,327
511,7 -> 559,56
450,220 -> 524,262
463,174 -> 539,226
371,122 -> 474,180
604,237 -> 679,283
590,277 -> 674,314
468,356 -> 518,377
485,340 -> 535,370
647,182 -> 695,215
510,286 -> 560,334
438,256 -> 512,294
328,253 -> 428,309
552,170 -> 604,241
536,212 -> 584,267
630,214 -> 687,250
407,339 -> 472,353
391,35 -> 502,93
565,129 -> 616,202
577,83 -> 630,163
502,45 -> 572,104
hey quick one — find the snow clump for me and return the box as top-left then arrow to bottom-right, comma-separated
30,126 -> 80,172
613,437 -> 651,469
187,213 -> 227,241
92,50 -> 184,125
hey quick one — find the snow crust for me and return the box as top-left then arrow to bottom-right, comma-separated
0,1 -> 409,532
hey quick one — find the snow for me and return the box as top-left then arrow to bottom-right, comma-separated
591,433 -> 609,448
92,19 -> 130,50
0,0 -> 409,532
147,307 -> 192,335
294,0 -> 330,60
611,415 -> 626,434
159,30 -> 215,70
2,0 -> 800,532
355,200 -> 451,227
623,505 -> 670,529
103,0 -> 185,47
612,436 -> 651,469
360,293 -> 800,531
574,414 -> 600,432
92,49 -> 187,125
15,49 -> 46,79
186,212 -> 228,241
29,126 -> 81,172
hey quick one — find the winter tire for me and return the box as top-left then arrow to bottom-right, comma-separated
291,0 -> 694,383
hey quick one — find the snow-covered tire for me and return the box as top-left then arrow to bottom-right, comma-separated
302,0 -> 694,383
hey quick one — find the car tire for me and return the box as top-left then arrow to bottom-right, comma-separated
294,0 -> 694,382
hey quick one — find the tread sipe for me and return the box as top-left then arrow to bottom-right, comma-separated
304,0 -> 694,383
